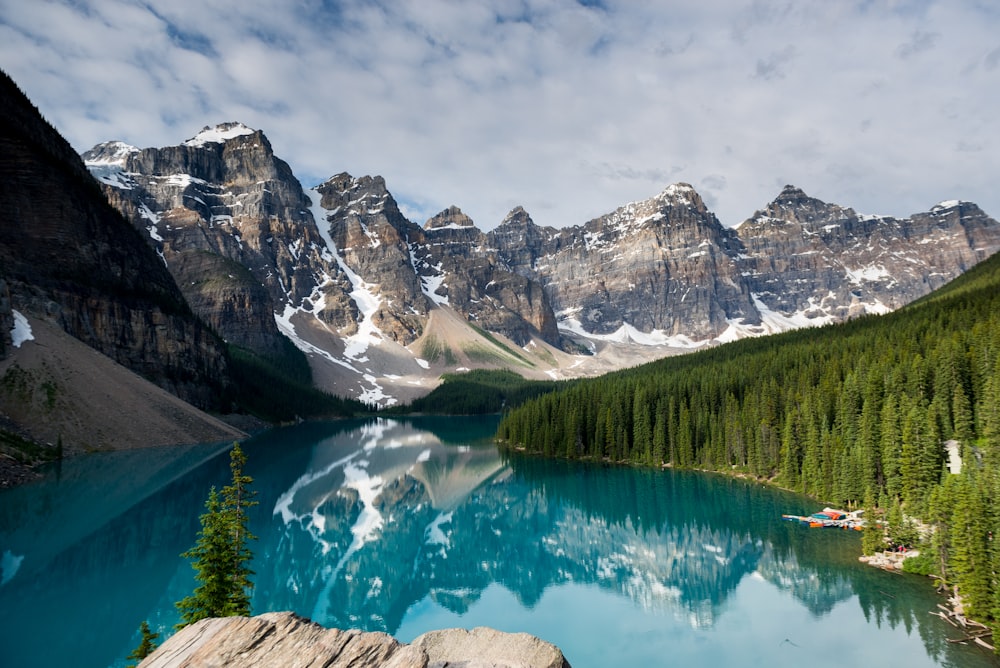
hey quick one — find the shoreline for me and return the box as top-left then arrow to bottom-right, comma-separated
0,453 -> 41,489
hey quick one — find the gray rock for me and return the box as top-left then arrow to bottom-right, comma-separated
734,185 -> 1000,323
491,184 -> 757,341
412,626 -> 571,668
314,173 -> 429,345
492,182 -> 1000,343
139,612 -> 570,668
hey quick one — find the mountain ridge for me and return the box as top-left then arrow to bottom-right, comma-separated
81,120 -> 1000,406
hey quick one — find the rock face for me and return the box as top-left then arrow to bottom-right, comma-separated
491,183 -> 1000,344
734,185 -> 1000,325
0,71 -> 229,409
490,184 -> 756,342
312,174 -> 559,347
83,123 -> 344,359
139,612 -> 571,668
313,173 -> 429,345
86,133 -> 563,356
415,206 -> 559,345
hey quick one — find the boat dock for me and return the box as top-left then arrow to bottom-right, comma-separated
782,507 -> 865,531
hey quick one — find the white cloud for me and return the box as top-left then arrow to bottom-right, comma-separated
2,0 -> 998,229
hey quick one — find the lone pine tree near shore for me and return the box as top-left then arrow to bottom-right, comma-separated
175,443 -> 258,628
125,621 -> 159,667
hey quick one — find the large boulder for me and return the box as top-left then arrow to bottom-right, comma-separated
139,612 -> 571,668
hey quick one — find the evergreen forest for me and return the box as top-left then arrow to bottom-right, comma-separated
498,250 -> 1000,633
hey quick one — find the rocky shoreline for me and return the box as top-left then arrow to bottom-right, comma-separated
0,454 -> 39,489
858,549 -> 917,572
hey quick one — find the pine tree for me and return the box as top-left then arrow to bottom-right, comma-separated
176,443 -> 258,628
125,620 -> 159,667
221,442 -> 258,615
861,490 -> 884,556
948,471 -> 993,618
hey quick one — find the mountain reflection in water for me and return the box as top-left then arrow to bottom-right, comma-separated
259,418 -> 851,633
0,415 -> 993,668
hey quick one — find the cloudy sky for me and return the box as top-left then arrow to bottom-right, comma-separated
1,0 -> 998,229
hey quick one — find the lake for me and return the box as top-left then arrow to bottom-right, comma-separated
0,415 -> 994,667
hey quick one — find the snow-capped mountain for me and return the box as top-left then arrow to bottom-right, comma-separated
82,122 -> 343,359
490,183 -> 1000,347
489,183 -> 755,346
83,123 -> 1000,406
733,185 -> 1000,333
83,127 -> 564,405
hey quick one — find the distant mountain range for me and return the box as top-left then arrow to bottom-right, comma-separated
79,121 -> 1000,406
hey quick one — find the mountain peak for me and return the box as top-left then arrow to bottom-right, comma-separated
931,199 -> 968,212
81,140 -> 139,167
425,206 -> 475,230
501,206 -> 534,226
655,182 -> 697,204
649,183 -> 710,214
774,185 -> 813,205
182,122 -> 257,147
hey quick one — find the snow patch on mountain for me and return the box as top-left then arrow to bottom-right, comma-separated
846,264 -> 892,284
83,140 -> 139,165
558,316 -> 706,349
717,293 -> 842,343
658,182 -> 696,207
10,311 -> 33,348
305,189 -> 386,361
183,122 -> 256,147
262,189 -> 398,407
83,141 -> 140,189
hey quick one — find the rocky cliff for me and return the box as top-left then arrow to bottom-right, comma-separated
733,185 -> 1000,328
490,183 -> 1000,345
312,172 -> 429,345
490,184 -> 757,343
414,206 -> 559,345
139,611 -> 570,668
83,123 -> 345,359
86,131 -> 562,406
0,71 -> 229,409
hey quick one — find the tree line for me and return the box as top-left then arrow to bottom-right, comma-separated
498,250 -> 1000,638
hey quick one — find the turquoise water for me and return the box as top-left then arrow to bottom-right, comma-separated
0,415 -> 994,667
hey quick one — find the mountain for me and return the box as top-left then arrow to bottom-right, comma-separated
734,185 -> 999,327
82,122 -> 331,359
490,183 -> 1000,345
0,70 -> 252,461
83,122 -> 1000,407
85,132 -> 566,405
0,71 -> 231,411
490,184 -> 756,344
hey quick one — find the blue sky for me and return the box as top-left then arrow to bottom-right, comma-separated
1,0 -> 998,229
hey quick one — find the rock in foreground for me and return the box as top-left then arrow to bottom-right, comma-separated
139,611 -> 571,668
